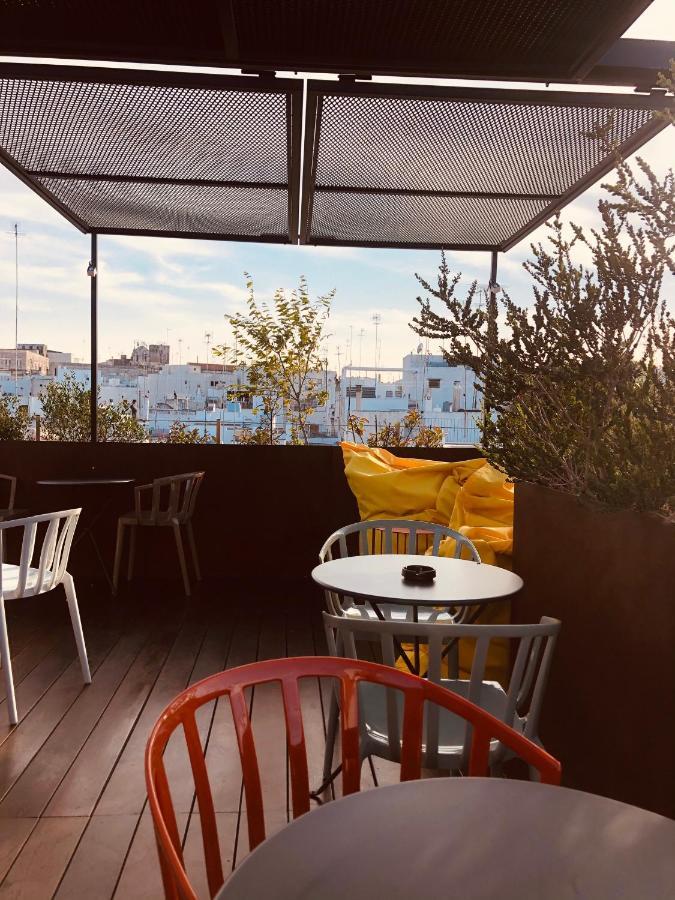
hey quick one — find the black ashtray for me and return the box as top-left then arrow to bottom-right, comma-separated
402,564 -> 436,585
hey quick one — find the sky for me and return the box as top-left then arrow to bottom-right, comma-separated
0,2 -> 673,372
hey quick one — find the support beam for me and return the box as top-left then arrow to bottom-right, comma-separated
483,250 -> 500,429
89,233 -> 98,444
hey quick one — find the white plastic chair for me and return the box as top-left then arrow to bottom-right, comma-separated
319,519 -> 481,622
322,611 -> 560,784
112,471 -> 204,597
0,509 -> 91,724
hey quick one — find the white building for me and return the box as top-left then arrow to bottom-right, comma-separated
2,347 -> 480,446
339,353 -> 481,445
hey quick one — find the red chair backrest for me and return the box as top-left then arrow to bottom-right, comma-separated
146,656 -> 561,900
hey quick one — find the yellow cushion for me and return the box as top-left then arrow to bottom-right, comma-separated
339,443 -> 515,683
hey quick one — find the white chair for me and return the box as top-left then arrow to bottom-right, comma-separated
0,509 -> 91,725
322,611 -> 560,784
112,471 -> 204,597
319,519 -> 481,621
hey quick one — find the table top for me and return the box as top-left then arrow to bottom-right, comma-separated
312,554 -> 523,607
36,478 -> 134,486
218,779 -> 675,900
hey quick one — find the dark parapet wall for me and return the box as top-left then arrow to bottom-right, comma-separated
0,442 -> 482,582
513,481 -> 675,818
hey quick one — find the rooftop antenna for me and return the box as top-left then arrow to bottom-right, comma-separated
7,223 -> 26,396
205,331 -> 212,367
178,337 -> 183,365
358,328 -> 366,370
372,313 -> 382,371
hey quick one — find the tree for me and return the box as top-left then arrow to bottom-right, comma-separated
165,421 -> 211,444
234,423 -> 283,445
411,140 -> 675,514
214,275 -> 333,445
347,409 -> 444,448
0,394 -> 30,440
41,373 -> 147,442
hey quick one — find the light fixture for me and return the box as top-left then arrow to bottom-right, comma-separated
87,261 -> 97,277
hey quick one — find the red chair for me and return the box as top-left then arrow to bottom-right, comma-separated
146,656 -> 561,900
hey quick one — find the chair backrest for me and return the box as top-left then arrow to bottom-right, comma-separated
323,611 -> 561,767
320,519 -> 480,562
146,656 -> 560,900
0,475 -> 16,513
150,472 -> 204,523
319,519 -> 480,617
0,509 -> 81,598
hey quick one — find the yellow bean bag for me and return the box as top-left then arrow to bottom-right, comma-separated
339,442 -> 515,683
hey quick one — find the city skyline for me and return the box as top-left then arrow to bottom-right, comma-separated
0,2 -> 673,373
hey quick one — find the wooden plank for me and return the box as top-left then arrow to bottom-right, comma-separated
162,615 -> 235,815
249,610 -> 288,820
0,820 -> 35,885
203,614 -> 261,814
285,608 -> 329,799
0,626 -> 121,801
95,622 -> 206,817
112,809 -> 188,900
0,634 -> 80,748
0,817 -> 87,899
54,816 -> 139,900
45,621 -> 183,817
0,627 -> 152,818
0,626 -> 67,705
182,813 -> 238,900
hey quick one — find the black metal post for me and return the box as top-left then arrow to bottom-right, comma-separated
90,232 -> 98,443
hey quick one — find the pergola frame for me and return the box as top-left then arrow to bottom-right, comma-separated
0,60 -> 672,440
0,63 -> 303,244
300,80 -> 674,251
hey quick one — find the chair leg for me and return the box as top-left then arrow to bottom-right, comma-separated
127,525 -> 137,581
112,520 -> 125,595
186,521 -> 201,581
63,572 -> 92,684
172,523 -> 191,597
0,599 -> 18,725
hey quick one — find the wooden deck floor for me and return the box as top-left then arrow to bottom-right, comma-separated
0,577 -> 383,900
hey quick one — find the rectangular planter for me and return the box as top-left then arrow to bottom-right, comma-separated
513,481 -> 675,818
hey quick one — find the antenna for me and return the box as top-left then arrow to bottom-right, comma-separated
6,223 -> 26,396
372,313 -> 382,370
358,328 -> 366,370
205,331 -> 212,368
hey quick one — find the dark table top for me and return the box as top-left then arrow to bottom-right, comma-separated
219,779 -> 675,900
36,478 -> 135,486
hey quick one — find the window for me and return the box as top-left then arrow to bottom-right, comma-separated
428,378 -> 441,389
385,390 -> 393,398
346,386 -> 376,398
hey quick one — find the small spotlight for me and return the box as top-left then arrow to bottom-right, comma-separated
87,261 -> 97,277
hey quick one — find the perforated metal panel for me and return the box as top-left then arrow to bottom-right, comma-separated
0,0 -> 654,82
301,82 -> 672,250
0,65 -> 302,242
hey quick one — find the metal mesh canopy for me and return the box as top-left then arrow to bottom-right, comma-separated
301,82 -> 672,250
0,65 -> 302,242
0,0 -> 654,83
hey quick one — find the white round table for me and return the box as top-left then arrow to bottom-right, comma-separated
312,554 -> 523,608
218,779 -> 675,899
